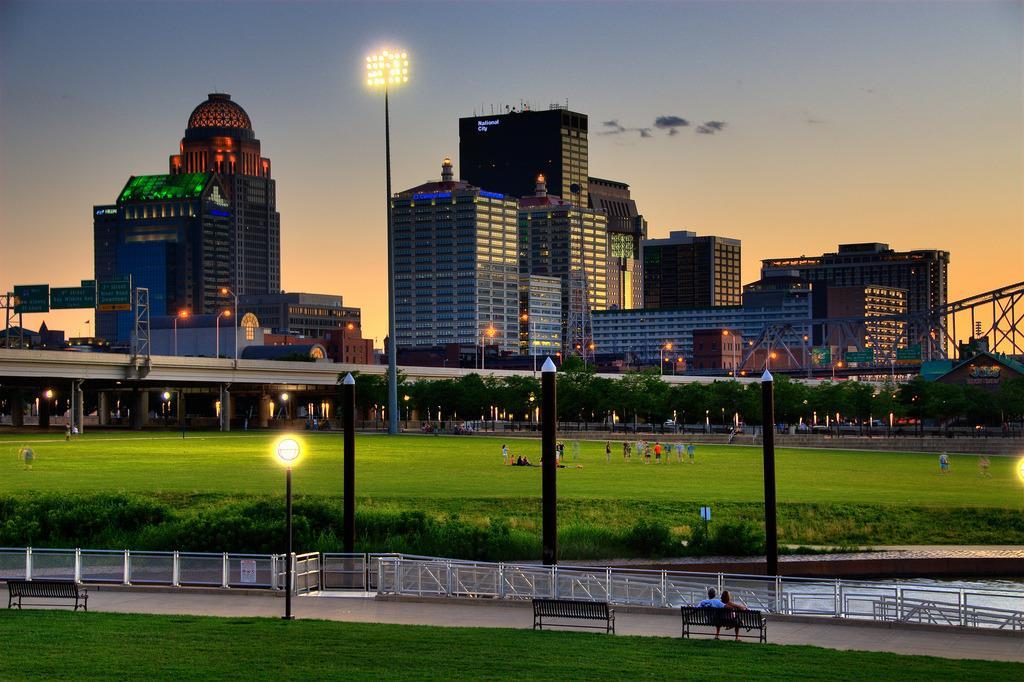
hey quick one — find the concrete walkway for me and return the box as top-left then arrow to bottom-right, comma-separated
53,588 -> 1024,663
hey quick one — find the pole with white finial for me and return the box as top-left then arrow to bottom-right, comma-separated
541,357 -> 558,565
761,369 -> 778,576
342,373 -> 356,553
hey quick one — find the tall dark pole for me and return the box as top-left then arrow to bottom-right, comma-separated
541,357 -> 558,565
384,87 -> 399,435
760,370 -> 778,576
284,464 -> 294,619
342,373 -> 356,553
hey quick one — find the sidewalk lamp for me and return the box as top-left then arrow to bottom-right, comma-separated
275,437 -> 301,620
365,48 -> 410,436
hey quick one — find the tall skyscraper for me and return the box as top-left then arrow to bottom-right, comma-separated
588,177 -> 647,309
519,175 -> 609,353
391,158 -> 521,353
459,106 -> 589,206
643,230 -> 742,309
761,243 -> 949,318
94,173 -> 232,341
169,93 -> 280,296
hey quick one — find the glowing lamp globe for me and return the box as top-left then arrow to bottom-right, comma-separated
276,438 -> 301,464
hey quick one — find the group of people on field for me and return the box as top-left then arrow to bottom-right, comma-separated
500,440 -> 698,466
619,439 -> 696,464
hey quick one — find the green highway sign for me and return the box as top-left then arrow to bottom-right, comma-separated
811,347 -> 832,366
13,284 -> 49,313
97,277 -> 131,311
845,349 -> 875,364
896,345 -> 922,362
51,280 -> 96,309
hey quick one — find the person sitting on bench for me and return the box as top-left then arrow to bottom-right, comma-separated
721,590 -> 748,641
696,587 -> 726,639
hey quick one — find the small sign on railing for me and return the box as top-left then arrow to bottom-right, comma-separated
240,559 -> 257,584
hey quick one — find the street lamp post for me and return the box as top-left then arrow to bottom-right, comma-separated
220,287 -> 239,362
215,310 -> 231,359
173,310 -> 189,356
481,326 -> 496,371
275,437 -> 301,620
366,48 -> 409,436
660,342 -> 672,376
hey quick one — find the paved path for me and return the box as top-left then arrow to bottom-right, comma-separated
56,589 -> 1024,663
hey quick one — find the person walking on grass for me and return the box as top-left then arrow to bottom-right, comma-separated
20,445 -> 34,470
623,441 -> 631,460
687,443 -> 696,464
939,451 -> 950,474
502,443 -> 509,466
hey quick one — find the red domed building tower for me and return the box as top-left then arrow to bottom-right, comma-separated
169,93 -> 280,296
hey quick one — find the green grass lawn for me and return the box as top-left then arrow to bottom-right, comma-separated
0,610 -> 1019,681
1,432 -> 1020,508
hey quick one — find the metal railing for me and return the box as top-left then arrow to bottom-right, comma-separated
0,547 -> 281,590
374,555 -> 1024,631
4,547 -> 1022,631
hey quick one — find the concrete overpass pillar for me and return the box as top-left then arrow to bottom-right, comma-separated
38,391 -> 50,429
258,394 -> 271,428
219,384 -> 231,432
131,389 -> 148,430
74,380 -> 84,434
97,392 -> 110,426
10,391 -> 24,428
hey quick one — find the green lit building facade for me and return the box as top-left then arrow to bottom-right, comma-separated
94,172 -> 231,342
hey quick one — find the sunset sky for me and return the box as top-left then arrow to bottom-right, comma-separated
1,0 -> 1021,342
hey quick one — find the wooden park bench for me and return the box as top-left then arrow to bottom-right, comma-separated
680,606 -> 766,642
7,580 -> 88,611
533,598 -> 615,634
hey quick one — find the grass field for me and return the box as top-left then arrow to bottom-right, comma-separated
1,432 -> 1021,507
2,432 -> 1023,554
1,611 -> 1020,681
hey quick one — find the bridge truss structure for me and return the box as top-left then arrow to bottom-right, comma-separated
738,280 -> 1023,376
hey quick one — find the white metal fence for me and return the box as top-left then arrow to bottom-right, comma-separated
4,547 -> 1022,631
374,555 -> 1024,631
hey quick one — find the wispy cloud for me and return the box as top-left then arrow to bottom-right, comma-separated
601,119 -> 653,138
696,120 -> 727,134
654,115 -> 689,136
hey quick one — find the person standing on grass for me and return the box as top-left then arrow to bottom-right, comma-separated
635,439 -> 643,463
654,441 -> 662,463
20,445 -> 33,470
939,451 -> 950,474
502,443 -> 509,466
687,443 -> 696,464
623,441 -> 631,460
979,456 -> 991,477
605,441 -> 611,463
675,441 -> 684,463
572,440 -> 580,461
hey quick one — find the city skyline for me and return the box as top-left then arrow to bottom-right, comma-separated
1,1 -> 1021,342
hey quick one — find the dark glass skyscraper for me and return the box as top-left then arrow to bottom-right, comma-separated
588,177 -> 647,310
169,93 -> 280,296
643,231 -> 742,309
459,107 -> 589,206
93,173 -> 232,341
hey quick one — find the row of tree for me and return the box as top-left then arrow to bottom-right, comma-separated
352,360 -> 1024,428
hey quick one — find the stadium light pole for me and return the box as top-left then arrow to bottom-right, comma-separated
761,370 -> 778,576
366,48 -> 409,436
275,437 -> 301,619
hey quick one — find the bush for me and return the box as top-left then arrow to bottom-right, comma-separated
624,519 -> 675,557
688,520 -> 765,557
